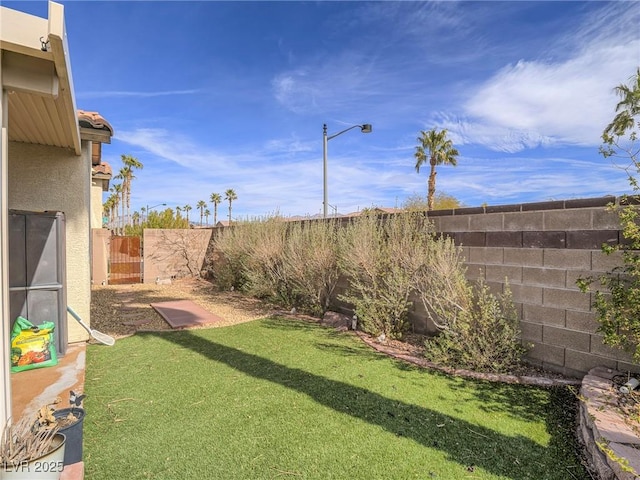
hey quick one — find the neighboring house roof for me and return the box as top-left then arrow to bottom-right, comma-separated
92,162 -> 112,177
1,2 -> 81,154
80,110 -> 113,191
78,110 -> 114,136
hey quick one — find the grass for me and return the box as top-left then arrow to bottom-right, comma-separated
84,317 -> 589,479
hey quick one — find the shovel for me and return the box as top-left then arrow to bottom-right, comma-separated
67,306 -> 115,346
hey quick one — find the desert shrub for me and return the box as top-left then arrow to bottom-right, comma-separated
423,280 -> 527,373
338,212 -> 433,339
227,218 -> 293,304
212,216 -> 287,292
282,220 -> 341,315
211,224 -> 253,290
414,234 -> 470,330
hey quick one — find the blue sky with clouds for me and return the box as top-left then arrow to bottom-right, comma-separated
9,1 -> 640,219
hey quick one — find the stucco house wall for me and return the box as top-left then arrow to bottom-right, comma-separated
8,140 -> 92,343
90,180 -> 103,228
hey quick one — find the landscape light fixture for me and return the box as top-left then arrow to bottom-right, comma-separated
322,123 -> 372,218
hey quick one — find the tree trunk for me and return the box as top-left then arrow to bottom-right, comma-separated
427,161 -> 437,211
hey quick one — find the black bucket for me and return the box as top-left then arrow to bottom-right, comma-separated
53,407 -> 85,465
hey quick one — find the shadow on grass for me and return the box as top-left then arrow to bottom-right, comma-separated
140,327 -> 586,479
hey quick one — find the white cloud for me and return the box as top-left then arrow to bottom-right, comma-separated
445,3 -> 640,152
116,128 -> 238,171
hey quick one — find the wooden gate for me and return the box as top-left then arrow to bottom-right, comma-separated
109,235 -> 142,284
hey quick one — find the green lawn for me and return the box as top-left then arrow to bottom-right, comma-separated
84,317 -> 588,479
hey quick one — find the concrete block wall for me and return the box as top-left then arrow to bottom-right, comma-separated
205,196 -> 635,377
427,196 -> 633,377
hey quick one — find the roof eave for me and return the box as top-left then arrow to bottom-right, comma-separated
0,2 -> 81,154
47,1 -> 81,154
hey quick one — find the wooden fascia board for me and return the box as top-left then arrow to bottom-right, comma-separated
48,1 -> 80,155
80,127 -> 112,144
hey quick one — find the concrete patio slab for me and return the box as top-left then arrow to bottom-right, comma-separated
150,300 -> 223,329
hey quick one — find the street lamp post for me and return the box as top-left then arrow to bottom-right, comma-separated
323,123 -> 372,218
145,203 -> 166,222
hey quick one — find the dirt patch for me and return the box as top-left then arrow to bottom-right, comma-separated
90,278 -> 277,338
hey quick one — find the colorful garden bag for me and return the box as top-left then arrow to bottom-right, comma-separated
10,316 -> 58,373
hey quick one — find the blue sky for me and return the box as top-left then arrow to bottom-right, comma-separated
8,1 -> 640,219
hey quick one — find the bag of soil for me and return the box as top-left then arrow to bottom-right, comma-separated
10,316 -> 58,373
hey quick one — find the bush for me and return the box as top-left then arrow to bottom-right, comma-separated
211,222 -> 255,291
338,212 -> 433,339
577,68 -> 640,362
212,217 -> 341,314
282,220 -> 342,315
423,280 -> 527,373
212,211 -> 527,374
414,234 -> 470,331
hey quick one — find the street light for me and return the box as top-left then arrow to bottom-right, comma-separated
145,203 -> 166,222
323,123 -> 372,218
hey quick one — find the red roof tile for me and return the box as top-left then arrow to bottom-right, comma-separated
92,161 -> 112,176
77,110 -> 114,135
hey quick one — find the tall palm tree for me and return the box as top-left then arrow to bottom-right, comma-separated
197,200 -> 207,226
204,209 -> 211,226
175,206 -> 182,218
114,167 -> 130,226
224,189 -> 237,225
110,183 -> 123,234
183,204 -> 192,224
120,154 -> 143,226
103,195 -> 117,228
210,192 -> 222,225
414,128 -> 459,211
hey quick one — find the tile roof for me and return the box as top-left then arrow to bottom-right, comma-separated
92,162 -> 112,176
77,110 -> 114,135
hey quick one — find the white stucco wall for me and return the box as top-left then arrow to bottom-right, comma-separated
8,140 -> 91,343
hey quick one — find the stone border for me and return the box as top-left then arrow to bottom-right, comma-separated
579,367 -> 640,480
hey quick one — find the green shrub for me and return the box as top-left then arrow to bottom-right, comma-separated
338,212 -> 433,339
423,280 -> 527,373
211,221 -> 260,291
213,217 -> 341,314
577,69 -> 640,362
282,220 -> 342,315
414,234 -> 470,331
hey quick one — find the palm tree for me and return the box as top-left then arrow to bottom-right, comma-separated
114,167 -> 129,225
603,67 -> 640,142
204,209 -> 211,226
197,200 -> 207,226
224,189 -> 237,225
120,154 -> 143,226
110,183 -> 123,234
414,128 -> 459,211
183,204 -> 192,224
103,194 -> 117,228
210,192 -> 222,225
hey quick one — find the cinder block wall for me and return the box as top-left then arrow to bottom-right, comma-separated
426,196 -> 631,378
205,196 -> 634,377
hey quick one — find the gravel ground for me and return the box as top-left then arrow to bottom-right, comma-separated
90,278 -> 276,338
